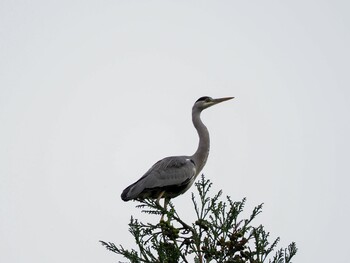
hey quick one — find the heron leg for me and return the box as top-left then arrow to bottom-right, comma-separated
164,197 -> 169,211
156,191 -> 165,207
160,198 -> 171,222
156,191 -> 169,221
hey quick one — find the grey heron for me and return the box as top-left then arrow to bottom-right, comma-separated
121,96 -> 233,208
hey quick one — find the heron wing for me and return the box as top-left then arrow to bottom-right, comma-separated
145,156 -> 196,186
121,156 -> 196,200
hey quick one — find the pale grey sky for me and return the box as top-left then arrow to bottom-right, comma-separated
1,1 -> 349,262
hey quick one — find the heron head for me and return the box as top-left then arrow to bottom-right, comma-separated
194,96 -> 234,111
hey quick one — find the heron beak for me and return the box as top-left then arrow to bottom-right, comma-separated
212,96 -> 234,105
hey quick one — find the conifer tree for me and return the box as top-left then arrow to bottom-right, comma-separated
101,175 -> 297,263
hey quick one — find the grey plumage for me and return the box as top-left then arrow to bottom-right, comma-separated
121,156 -> 196,200
121,96 -> 233,202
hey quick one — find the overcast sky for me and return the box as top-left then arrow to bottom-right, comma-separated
1,1 -> 349,262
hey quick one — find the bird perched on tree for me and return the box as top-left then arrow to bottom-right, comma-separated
121,96 -> 233,209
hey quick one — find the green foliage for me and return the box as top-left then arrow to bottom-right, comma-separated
100,175 -> 297,263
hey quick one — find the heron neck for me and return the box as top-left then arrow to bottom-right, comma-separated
192,108 -> 210,174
